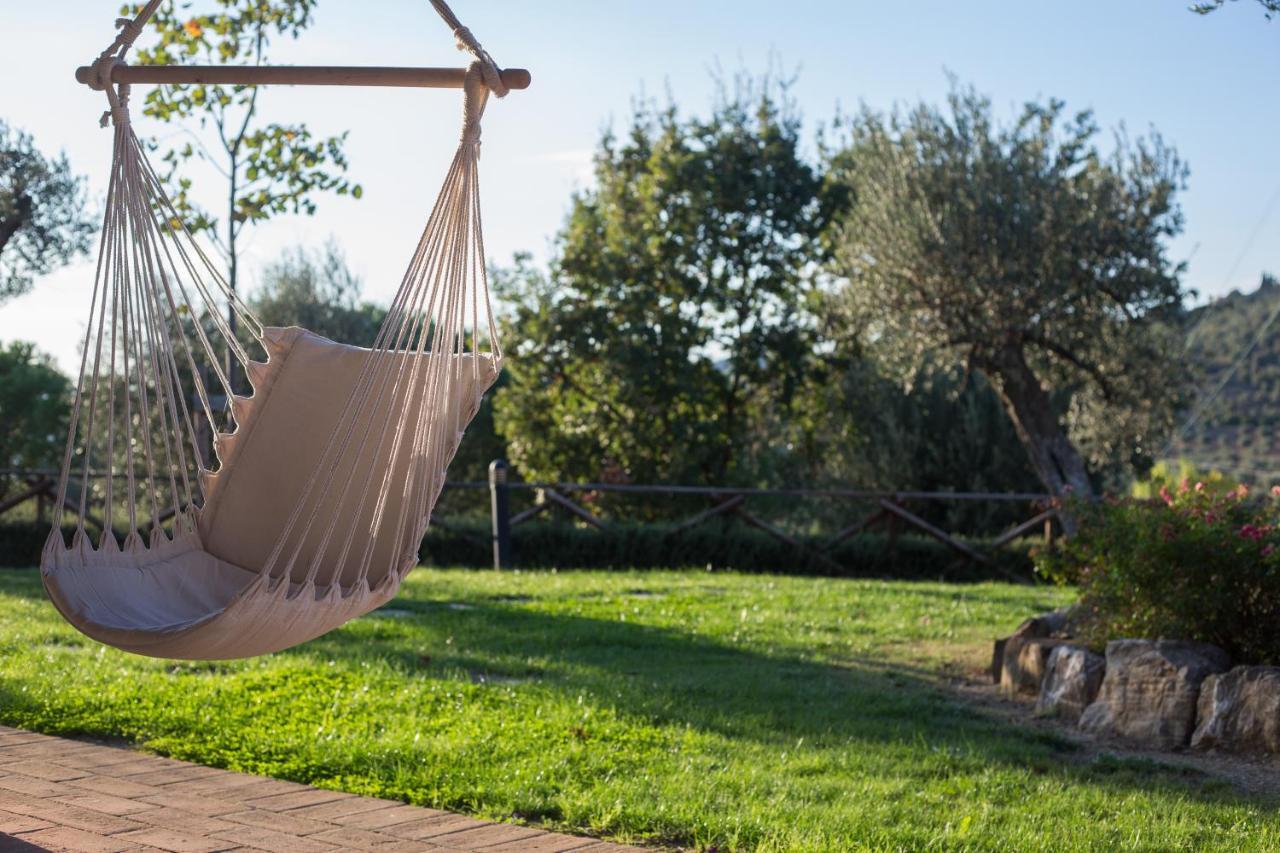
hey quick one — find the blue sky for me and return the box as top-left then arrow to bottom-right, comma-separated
1,0 -> 1277,371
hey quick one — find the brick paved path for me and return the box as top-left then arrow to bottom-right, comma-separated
0,726 -> 641,852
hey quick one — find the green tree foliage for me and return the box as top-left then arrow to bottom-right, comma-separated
0,121 -> 95,302
127,0 -> 361,297
1190,0 -> 1278,18
249,241 -> 384,344
804,353 -> 1044,532
825,84 -> 1190,507
0,342 -> 71,497
494,78 -> 826,488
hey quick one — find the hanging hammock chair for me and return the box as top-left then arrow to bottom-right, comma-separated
41,0 -> 523,660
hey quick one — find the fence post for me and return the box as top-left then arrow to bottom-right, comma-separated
489,459 -> 512,570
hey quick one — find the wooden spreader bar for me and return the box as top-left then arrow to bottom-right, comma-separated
76,64 -> 531,90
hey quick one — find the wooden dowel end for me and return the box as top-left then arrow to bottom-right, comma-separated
75,64 -> 531,91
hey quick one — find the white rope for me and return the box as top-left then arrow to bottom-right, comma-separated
50,0 -> 506,618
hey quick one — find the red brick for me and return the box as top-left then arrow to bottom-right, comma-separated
0,760 -> 90,782
118,765 -> 226,787
66,773 -> 169,799
424,823 -> 545,849
307,825 -> 430,850
485,833 -> 602,852
136,791 -> 243,817
0,772 -> 67,798
334,804 -> 440,830
219,807 -> 336,836
0,807 -> 53,834
166,776 -> 305,800
211,824 -> 340,852
55,791 -> 156,816
382,814 -> 491,840
13,825 -> 136,852
125,806 -> 241,835
113,826 -> 240,852
288,795 -> 405,822
242,788 -> 350,812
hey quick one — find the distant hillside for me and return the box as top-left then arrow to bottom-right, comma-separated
1169,273 -> 1280,483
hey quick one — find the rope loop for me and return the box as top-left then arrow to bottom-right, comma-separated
86,0 -> 163,125
90,56 -> 131,128
88,53 -> 124,92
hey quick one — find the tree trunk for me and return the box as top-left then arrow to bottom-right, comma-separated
983,345 -> 1093,534
0,194 -> 32,257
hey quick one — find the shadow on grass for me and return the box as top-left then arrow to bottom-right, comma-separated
292,594 -> 1256,807
0,567 -> 1260,814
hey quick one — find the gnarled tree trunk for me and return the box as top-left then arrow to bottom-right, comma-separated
982,345 -> 1092,534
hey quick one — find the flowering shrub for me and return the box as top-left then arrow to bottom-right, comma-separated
1036,480 -> 1280,665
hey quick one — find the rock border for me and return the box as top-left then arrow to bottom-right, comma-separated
994,614 -> 1278,755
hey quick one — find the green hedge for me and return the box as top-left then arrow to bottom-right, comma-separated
2,520 -> 1034,582
423,519 -> 1034,581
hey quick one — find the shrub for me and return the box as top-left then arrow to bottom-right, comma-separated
423,519 -> 1035,582
1037,481 -> 1280,664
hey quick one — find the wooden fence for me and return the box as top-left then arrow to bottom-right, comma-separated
479,462 -> 1056,582
1,464 -> 1057,581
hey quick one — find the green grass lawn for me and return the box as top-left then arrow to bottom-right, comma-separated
0,567 -> 1276,851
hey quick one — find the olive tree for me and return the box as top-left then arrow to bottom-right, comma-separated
0,121 -> 95,302
825,85 -> 1189,509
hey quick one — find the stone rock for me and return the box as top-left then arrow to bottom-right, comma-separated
1001,637 -> 1069,697
990,637 -> 1007,685
991,608 -> 1075,685
1079,639 -> 1231,749
1035,644 -> 1105,721
1191,666 -> 1280,754
1016,609 -> 1074,640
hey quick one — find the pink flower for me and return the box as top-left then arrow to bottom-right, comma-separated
1235,484 -> 1250,499
1179,478 -> 1191,494
1159,485 -> 1174,507
1264,544 -> 1276,558
1195,481 -> 1206,493
1238,524 -> 1263,541
1236,524 -> 1273,542
1272,485 -> 1280,498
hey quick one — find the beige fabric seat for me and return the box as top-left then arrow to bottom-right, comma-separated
44,329 -> 498,659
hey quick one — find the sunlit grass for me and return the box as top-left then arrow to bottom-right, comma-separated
0,567 -> 1274,851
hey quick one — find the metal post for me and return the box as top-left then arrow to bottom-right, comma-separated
489,459 -> 512,570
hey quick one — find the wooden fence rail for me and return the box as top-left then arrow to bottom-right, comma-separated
480,461 -> 1055,581
1,464 -> 1056,580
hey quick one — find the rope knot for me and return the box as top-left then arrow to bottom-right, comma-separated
450,26 -> 508,99
115,16 -> 145,46
460,61 -> 488,150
